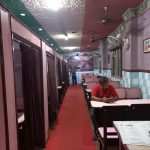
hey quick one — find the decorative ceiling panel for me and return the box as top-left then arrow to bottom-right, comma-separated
81,0 -> 144,51
22,0 -> 85,51
0,0 -> 62,53
0,0 -> 144,53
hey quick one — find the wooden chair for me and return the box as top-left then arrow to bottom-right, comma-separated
86,82 -> 97,89
130,104 -> 150,120
115,88 -> 126,99
109,81 -> 120,88
92,106 -> 129,150
125,88 -> 142,99
85,89 -> 92,109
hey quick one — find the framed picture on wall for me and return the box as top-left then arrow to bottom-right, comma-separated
144,38 -> 150,53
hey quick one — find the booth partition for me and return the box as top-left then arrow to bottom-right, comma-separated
46,53 -> 57,127
13,39 -> 45,150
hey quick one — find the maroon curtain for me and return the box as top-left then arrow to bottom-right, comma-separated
20,43 -> 45,149
57,59 -> 62,86
47,53 -> 57,127
62,61 -> 69,85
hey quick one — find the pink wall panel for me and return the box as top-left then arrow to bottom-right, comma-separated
42,41 -> 49,141
0,6 -> 18,150
0,66 -> 6,150
11,17 -> 41,47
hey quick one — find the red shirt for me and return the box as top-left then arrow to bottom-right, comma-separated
91,84 -> 118,98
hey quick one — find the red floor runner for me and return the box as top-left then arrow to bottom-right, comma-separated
46,85 -> 96,150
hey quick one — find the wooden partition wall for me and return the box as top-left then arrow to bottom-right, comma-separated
0,12 -> 7,150
0,4 -> 66,150
0,6 -> 18,150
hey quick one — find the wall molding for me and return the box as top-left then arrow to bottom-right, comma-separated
123,69 -> 150,73
110,0 -> 150,37
123,0 -> 149,22
102,68 -> 111,70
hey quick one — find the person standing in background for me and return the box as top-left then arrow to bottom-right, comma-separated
71,67 -> 77,85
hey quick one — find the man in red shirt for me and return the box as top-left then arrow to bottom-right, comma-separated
92,76 -> 119,103
91,76 -> 119,141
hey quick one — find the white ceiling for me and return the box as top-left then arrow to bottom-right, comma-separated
21,0 -> 144,52
22,0 -> 85,51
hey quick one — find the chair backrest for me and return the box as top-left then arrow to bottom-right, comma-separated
94,106 -> 129,127
109,81 -> 120,88
130,104 -> 150,120
85,78 -> 94,83
87,82 -> 97,89
92,78 -> 99,83
116,88 -> 126,99
125,88 -> 142,99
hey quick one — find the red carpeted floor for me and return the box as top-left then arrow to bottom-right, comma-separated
46,85 -> 96,150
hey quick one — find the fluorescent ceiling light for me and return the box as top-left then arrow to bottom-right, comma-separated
45,0 -> 62,11
38,28 -> 43,31
62,47 -> 79,50
53,34 -> 80,40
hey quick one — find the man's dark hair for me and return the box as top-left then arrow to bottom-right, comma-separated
99,76 -> 108,85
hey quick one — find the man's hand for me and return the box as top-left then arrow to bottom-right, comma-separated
106,96 -> 119,103
92,96 -> 118,103
101,97 -> 107,102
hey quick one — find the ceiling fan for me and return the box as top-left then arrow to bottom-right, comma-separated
100,6 -> 112,25
90,34 -> 129,48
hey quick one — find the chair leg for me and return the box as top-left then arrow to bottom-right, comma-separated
98,138 -> 104,150
103,127 -> 107,150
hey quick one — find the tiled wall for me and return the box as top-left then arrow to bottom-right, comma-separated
69,68 -> 150,98
102,69 -> 150,99
122,71 -> 139,88
102,69 -> 111,78
138,72 -> 150,98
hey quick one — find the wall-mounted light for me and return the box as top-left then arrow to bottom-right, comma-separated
20,13 -> 26,16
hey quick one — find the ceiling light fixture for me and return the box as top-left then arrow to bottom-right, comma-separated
62,46 -> 79,50
100,6 -> 111,25
51,43 -> 54,46
20,13 -> 26,16
38,28 -> 43,31
45,0 -> 62,11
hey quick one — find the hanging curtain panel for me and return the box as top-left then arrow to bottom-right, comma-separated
62,61 -> 69,85
19,43 -> 45,149
46,53 -> 57,127
57,58 -> 62,86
